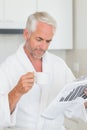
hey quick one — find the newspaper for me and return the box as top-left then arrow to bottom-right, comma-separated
59,83 -> 87,102
41,76 -> 87,120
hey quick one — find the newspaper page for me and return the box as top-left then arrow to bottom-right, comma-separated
41,76 -> 87,119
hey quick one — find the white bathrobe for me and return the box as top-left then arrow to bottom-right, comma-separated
0,43 -> 77,130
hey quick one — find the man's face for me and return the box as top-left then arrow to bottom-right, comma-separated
25,22 -> 54,59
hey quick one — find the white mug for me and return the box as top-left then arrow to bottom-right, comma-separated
35,72 -> 49,85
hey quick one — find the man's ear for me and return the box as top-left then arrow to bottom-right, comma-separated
23,29 -> 30,40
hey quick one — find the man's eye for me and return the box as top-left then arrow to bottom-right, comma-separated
46,40 -> 51,44
47,41 -> 50,43
36,38 -> 42,41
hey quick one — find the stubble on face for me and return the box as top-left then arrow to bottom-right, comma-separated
25,41 -> 46,60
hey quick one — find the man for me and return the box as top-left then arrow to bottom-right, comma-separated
0,12 -> 86,130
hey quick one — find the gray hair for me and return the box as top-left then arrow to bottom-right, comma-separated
26,11 -> 57,34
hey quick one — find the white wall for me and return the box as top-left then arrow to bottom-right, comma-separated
74,0 -> 87,49
66,0 -> 87,77
0,34 -> 24,63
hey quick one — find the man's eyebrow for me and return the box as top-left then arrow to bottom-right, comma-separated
46,39 -> 52,43
36,37 -> 43,40
36,37 -> 52,42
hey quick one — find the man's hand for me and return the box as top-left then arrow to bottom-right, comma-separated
84,88 -> 87,108
15,72 -> 34,95
8,72 -> 34,113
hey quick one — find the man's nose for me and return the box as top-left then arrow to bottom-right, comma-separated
39,41 -> 48,49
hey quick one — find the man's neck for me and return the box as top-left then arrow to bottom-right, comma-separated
24,45 -> 42,72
